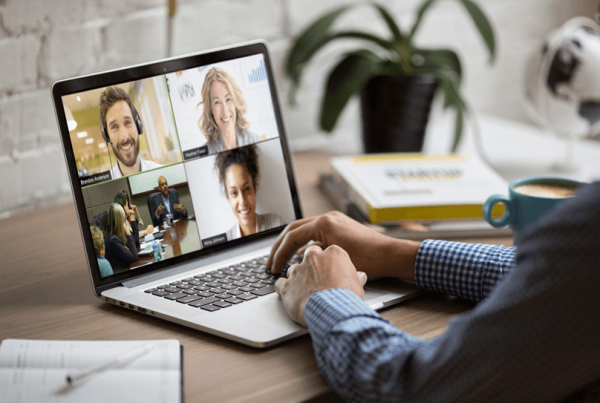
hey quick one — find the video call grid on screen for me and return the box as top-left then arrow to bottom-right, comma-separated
61,53 -> 296,279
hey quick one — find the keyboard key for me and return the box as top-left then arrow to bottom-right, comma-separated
189,296 -> 220,307
183,289 -> 198,295
260,279 -> 275,285
183,277 -> 195,282
165,287 -> 180,293
177,295 -> 202,304
194,286 -> 210,291
255,273 -> 270,279
225,297 -> 244,304
152,290 -> 170,297
213,301 -> 232,308
237,294 -> 258,301
205,282 -> 220,288
187,280 -> 202,286
220,284 -> 236,290
249,283 -> 265,289
229,275 -> 244,281
165,292 -> 188,300
215,293 -> 230,299
217,278 -> 234,284
239,286 -> 254,292
169,281 -> 182,285
251,285 -> 275,296
232,281 -> 248,287
201,304 -> 221,312
196,291 -> 214,298
227,289 -> 243,295
176,284 -> 193,289
210,273 -> 226,279
145,288 -> 157,293
244,278 -> 259,283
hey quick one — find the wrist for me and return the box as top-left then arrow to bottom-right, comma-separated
380,238 -> 420,280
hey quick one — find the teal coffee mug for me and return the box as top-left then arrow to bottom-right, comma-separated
483,177 -> 582,233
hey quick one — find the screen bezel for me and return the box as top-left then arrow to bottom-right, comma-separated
51,41 -> 303,296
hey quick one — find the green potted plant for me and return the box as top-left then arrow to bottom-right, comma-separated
285,0 -> 496,152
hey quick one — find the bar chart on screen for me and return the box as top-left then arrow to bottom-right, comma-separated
245,58 -> 268,87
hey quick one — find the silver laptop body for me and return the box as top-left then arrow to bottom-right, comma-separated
52,40 -> 423,348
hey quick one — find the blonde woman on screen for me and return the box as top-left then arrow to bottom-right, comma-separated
215,145 -> 283,240
104,203 -> 138,272
198,67 -> 260,154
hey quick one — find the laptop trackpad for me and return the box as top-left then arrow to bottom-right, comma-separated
364,287 -> 388,302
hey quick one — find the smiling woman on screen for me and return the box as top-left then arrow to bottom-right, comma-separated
197,67 -> 260,154
215,145 -> 283,240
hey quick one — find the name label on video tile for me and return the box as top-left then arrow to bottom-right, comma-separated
202,233 -> 227,248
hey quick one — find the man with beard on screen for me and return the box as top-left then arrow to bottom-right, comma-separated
99,86 -> 162,178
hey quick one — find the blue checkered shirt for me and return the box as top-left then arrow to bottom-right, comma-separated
305,182 -> 600,402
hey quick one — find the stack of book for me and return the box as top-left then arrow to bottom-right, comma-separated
320,153 -> 512,240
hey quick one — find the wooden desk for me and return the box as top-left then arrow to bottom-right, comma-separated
0,152 -> 512,402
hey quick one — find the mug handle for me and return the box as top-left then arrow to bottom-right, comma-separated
482,195 -> 515,228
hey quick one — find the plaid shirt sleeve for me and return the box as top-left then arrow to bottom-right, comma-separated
415,240 -> 516,301
305,289 -> 430,403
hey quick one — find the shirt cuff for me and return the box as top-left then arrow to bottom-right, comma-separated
414,239 -> 515,301
305,289 -> 382,342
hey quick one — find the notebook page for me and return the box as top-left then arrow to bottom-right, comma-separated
0,339 -> 180,370
0,339 -> 182,403
0,368 -> 180,403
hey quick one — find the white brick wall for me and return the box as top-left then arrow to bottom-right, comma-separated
0,0 -> 597,217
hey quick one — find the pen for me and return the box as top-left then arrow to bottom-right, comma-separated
65,343 -> 154,387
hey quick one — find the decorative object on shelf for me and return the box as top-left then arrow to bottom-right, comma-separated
524,17 -> 600,171
285,1 -> 496,153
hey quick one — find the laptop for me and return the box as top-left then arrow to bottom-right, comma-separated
52,41 -> 424,348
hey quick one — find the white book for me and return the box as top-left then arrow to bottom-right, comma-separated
0,339 -> 182,403
330,153 -> 508,224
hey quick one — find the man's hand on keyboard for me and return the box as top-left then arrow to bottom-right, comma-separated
267,211 -> 420,281
274,244 -> 367,327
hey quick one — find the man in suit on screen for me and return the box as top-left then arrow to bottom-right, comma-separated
151,176 -> 188,226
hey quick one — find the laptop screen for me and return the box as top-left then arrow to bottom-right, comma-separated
53,43 -> 301,290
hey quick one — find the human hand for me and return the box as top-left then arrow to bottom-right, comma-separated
145,225 -> 154,235
174,203 -> 184,213
267,211 -> 420,281
156,204 -> 165,217
131,204 -> 139,218
274,244 -> 367,327
123,204 -> 135,221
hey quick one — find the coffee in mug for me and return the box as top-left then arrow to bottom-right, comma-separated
483,177 -> 583,235
513,183 -> 578,198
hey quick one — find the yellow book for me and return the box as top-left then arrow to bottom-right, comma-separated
330,153 -> 506,224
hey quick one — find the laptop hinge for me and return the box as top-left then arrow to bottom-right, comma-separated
121,235 -> 277,288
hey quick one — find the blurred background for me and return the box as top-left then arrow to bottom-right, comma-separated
0,0 -> 597,218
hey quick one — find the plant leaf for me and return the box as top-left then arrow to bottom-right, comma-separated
409,0 -> 438,39
413,48 -> 462,85
451,105 -> 464,152
320,50 -> 381,132
286,31 -> 393,106
457,0 -> 496,63
373,3 -> 403,42
285,6 -> 350,84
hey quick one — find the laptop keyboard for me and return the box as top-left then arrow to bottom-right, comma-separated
144,254 -> 302,312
